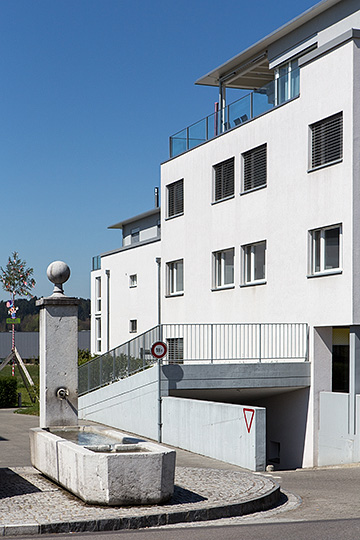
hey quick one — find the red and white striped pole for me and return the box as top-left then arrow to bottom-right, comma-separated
11,292 -> 15,376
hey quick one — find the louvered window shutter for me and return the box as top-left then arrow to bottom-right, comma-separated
214,158 -> 234,201
311,113 -> 343,169
243,144 -> 267,192
168,179 -> 184,217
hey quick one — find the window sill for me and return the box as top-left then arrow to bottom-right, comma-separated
240,184 -> 267,196
307,158 -> 342,173
211,195 -> 235,206
240,280 -> 267,288
211,285 -> 235,291
307,269 -> 342,278
165,292 -> 184,298
165,212 -> 184,221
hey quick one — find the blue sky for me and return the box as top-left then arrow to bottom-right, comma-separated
0,0 -> 317,301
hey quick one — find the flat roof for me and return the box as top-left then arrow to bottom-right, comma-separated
108,207 -> 160,230
196,0 -> 342,88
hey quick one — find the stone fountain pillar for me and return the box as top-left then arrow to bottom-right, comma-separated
36,261 -> 80,428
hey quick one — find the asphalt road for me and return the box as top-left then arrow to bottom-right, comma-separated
14,464 -> 360,539
3,409 -> 360,540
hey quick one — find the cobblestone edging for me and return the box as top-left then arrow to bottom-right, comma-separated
0,466 -> 281,536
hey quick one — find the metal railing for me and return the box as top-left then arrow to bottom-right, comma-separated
79,322 -> 308,396
169,68 -> 300,158
78,325 -> 161,396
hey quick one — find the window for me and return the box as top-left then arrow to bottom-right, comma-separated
95,277 -> 101,312
309,224 -> 341,275
275,59 -> 299,105
242,241 -> 266,284
167,179 -> 184,217
92,255 -> 101,271
129,319 -> 137,333
129,274 -> 137,288
310,112 -> 343,170
95,317 -> 101,353
213,158 -> 234,202
213,249 -> 234,289
167,259 -> 184,295
131,228 -> 140,244
167,337 -> 183,363
242,144 -> 267,192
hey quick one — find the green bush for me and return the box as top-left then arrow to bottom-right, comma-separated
0,377 -> 17,407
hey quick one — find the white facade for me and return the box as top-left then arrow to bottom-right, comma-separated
91,208 -> 160,353
90,0 -> 360,469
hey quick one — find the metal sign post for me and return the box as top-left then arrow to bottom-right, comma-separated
151,341 -> 167,442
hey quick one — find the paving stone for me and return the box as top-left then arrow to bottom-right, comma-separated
0,465 -> 280,535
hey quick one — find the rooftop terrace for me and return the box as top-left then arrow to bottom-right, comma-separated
169,66 -> 299,158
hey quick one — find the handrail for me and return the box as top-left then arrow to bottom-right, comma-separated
79,322 -> 308,396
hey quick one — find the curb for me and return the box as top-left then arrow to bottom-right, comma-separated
1,484 -> 281,536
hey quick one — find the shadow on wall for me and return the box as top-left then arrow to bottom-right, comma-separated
162,364 -> 184,390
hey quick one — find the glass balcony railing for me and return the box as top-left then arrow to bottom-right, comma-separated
169,68 -> 299,158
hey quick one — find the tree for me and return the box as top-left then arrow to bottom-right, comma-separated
0,252 -> 36,298
0,252 -> 36,350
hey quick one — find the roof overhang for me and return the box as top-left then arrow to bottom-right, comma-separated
108,207 -> 160,230
195,0 -> 342,88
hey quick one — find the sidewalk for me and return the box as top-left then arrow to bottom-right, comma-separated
0,409 -> 281,536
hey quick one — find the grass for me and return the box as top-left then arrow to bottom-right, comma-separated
0,363 -> 39,415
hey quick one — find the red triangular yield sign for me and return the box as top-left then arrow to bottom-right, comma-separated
243,408 -> 255,433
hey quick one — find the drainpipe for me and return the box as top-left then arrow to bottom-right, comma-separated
105,269 -> 110,351
156,257 -> 161,329
155,257 -> 162,442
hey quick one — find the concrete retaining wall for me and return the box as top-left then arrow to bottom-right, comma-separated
162,397 -> 265,471
79,368 -> 266,471
78,365 -> 159,441
318,391 -> 360,465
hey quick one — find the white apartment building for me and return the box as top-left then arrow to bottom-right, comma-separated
91,206 -> 161,353
86,0 -> 360,470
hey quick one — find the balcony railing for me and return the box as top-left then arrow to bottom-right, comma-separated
79,321 -> 308,396
169,68 -> 299,158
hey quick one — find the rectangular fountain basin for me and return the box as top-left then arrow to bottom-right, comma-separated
29,426 -> 176,506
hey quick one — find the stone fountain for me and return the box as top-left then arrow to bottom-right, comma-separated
29,262 -> 175,505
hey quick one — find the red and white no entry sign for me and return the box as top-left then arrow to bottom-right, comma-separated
151,341 -> 167,359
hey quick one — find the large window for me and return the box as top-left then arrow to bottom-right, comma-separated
309,224 -> 341,275
310,112 -> 343,170
275,59 -> 299,105
213,249 -> 234,289
167,259 -> 184,295
242,241 -> 266,285
213,158 -> 234,202
242,144 -> 267,192
167,179 -> 184,218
